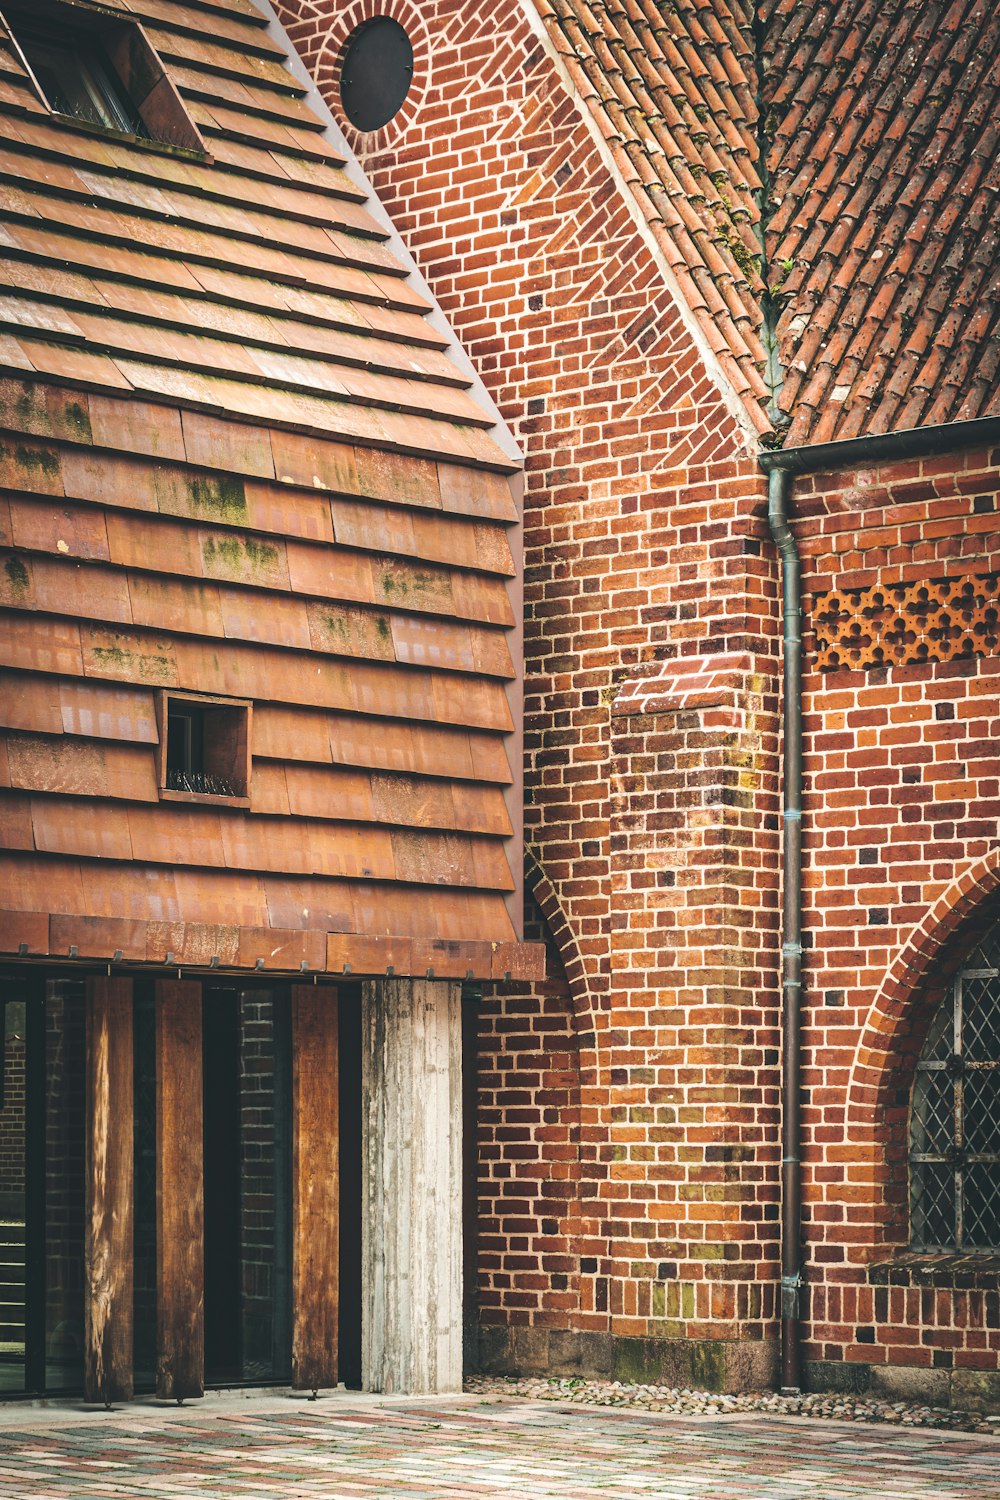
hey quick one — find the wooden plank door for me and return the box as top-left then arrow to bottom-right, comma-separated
155,979 -> 204,1399
85,976 -> 134,1404
291,985 -> 339,1391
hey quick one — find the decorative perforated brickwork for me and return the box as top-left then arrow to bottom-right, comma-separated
813,574 -> 1000,672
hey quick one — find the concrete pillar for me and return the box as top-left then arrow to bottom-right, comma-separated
361,978 -> 463,1394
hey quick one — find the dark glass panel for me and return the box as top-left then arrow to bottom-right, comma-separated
910,1159 -> 955,1248
340,19 -> 413,132
0,985 -> 27,1394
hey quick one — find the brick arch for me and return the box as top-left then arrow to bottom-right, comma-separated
848,846 -> 1000,1130
524,848 -> 605,1090
300,0 -> 431,154
842,847 -> 1000,1248
524,850 -> 600,1013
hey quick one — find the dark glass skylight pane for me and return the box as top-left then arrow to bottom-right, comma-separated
20,35 -> 147,137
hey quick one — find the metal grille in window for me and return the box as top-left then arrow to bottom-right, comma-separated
910,926 -> 1000,1249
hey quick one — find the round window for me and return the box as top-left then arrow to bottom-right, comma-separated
340,18 -> 413,132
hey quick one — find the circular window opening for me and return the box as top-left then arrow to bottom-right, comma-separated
340,17 -> 413,132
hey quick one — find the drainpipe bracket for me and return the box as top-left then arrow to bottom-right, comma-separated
781,1271 -> 802,1318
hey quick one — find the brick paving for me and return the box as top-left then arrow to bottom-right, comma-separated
1,1392 -> 999,1499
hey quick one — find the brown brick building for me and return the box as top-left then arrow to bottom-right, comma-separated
0,0 -> 998,1412
271,0 -> 1000,1408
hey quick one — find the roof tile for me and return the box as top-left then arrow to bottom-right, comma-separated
533,0 -> 999,443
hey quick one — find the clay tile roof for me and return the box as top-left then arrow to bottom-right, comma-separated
537,0 -> 1000,448
538,0 -> 773,431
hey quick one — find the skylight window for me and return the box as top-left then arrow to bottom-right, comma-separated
5,0 -> 206,154
18,31 -> 148,137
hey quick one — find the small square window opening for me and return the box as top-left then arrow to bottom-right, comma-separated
158,692 -> 251,803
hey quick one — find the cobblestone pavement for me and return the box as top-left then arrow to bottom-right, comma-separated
1,1391 -> 999,1499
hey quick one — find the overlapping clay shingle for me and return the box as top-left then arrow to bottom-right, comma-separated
536,0 -> 1000,446
0,0 -> 538,978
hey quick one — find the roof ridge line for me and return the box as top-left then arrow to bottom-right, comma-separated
526,0 -> 769,446
247,0 -> 524,469
750,2 -> 787,443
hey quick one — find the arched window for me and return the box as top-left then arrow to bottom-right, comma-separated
910,926 -> 1000,1249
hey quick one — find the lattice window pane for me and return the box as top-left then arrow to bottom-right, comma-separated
910,1070 -> 953,1155
962,1163 -> 1000,1249
921,994 -> 953,1063
910,931 -> 1000,1250
962,975 -> 1000,1061
966,928 -> 1000,972
910,1160 -> 955,1248
964,1071 -> 1000,1155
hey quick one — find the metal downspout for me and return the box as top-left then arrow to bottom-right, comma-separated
768,467 -> 803,1395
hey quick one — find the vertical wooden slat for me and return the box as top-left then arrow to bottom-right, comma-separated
155,978 -> 204,1400
85,976 -> 134,1405
291,984 -> 339,1391
361,978 -> 463,1394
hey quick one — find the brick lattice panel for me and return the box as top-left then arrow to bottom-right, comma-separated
813,573 -> 1000,673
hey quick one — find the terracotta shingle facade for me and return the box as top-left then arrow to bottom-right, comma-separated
0,0 -> 541,980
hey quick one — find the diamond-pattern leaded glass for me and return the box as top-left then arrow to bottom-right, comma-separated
910,1071 -> 954,1154
920,995 -> 953,1063
910,933 -> 1000,1249
963,1162 -> 1000,1248
962,975 -> 1000,1061
964,1071 -> 1000,1155
910,1160 -> 955,1247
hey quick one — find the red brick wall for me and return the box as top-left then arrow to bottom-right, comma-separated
277,0 -> 781,1382
276,0 -> 1000,1397
795,447 -> 1000,1396
477,884 -> 583,1341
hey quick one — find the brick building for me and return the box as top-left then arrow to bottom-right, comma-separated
271,0 -> 1000,1407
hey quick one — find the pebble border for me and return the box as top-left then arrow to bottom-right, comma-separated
465,1374 -> 1000,1434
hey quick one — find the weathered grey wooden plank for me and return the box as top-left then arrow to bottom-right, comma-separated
155,978 -> 204,1400
361,978 -> 462,1394
85,975 -> 134,1405
291,984 -> 340,1392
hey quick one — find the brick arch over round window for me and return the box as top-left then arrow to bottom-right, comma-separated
845,849 -> 1000,1250
274,0 -> 430,152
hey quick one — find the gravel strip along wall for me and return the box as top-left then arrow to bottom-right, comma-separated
466,1375 -> 1000,1435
